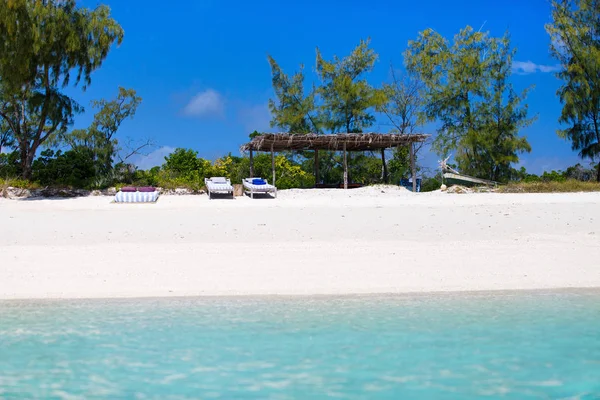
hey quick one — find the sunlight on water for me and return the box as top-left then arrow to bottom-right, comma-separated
1,290 -> 600,399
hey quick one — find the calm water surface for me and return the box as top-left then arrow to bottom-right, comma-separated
1,290 -> 599,399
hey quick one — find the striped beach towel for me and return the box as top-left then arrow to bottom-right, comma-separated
114,191 -> 160,203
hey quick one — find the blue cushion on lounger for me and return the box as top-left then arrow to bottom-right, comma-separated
252,178 -> 266,185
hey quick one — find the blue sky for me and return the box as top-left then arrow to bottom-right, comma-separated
69,0 -> 582,174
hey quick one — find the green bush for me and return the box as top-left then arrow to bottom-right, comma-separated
31,149 -> 96,188
0,151 -> 21,178
421,176 -> 443,192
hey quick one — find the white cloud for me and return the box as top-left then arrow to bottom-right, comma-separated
237,103 -> 272,134
512,60 -> 561,75
182,89 -> 224,117
132,146 -> 175,170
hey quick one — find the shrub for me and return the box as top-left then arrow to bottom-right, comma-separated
31,149 -> 96,188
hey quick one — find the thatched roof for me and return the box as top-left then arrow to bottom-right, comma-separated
240,133 -> 430,152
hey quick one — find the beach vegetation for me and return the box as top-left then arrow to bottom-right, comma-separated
63,87 -> 143,178
499,180 -> 600,193
546,0 -> 600,181
405,26 -> 535,183
0,0 -> 124,179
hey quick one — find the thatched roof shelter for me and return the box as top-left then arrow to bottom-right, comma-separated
241,132 -> 429,152
240,132 -> 430,190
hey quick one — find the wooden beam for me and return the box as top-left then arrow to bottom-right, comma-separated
381,148 -> 388,184
249,149 -> 254,178
409,143 -> 416,192
314,149 -> 319,187
271,144 -> 275,186
343,142 -> 348,190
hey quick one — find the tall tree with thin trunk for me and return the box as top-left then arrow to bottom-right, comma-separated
404,26 -> 533,182
64,87 -> 142,176
316,39 -> 385,134
546,0 -> 600,181
0,0 -> 123,179
267,56 -> 319,134
377,67 -> 427,186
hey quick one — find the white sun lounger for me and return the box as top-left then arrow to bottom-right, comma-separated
205,177 -> 234,199
242,178 -> 277,199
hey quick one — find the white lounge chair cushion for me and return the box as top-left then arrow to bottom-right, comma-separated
243,179 -> 276,191
210,177 -> 228,184
206,181 -> 233,191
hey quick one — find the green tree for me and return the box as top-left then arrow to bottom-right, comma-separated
405,27 -> 533,182
474,34 -> 534,181
64,87 -> 142,176
378,67 -> 425,135
546,0 -> 600,181
0,0 -> 123,179
316,39 -> 384,133
377,67 -> 427,184
267,56 -> 319,133
163,148 -> 201,177
31,148 -> 96,187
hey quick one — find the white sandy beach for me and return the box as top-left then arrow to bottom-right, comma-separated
1,187 -> 599,299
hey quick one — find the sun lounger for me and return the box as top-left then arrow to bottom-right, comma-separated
204,177 -> 234,199
242,178 -> 277,199
114,190 -> 159,203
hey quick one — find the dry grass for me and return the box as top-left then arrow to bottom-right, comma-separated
499,180 -> 600,193
0,178 -> 40,197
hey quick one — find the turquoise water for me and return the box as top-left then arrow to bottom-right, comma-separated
1,290 -> 600,399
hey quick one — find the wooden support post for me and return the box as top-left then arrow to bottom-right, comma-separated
271,144 -> 275,186
343,142 -> 348,190
381,148 -> 388,184
409,143 -> 416,192
249,149 -> 254,178
314,149 -> 319,187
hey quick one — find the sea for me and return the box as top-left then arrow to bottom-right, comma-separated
1,290 -> 599,399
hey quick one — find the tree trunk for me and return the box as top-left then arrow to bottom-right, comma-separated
343,143 -> 348,189
597,161 -> 600,183
409,143 -> 416,192
314,150 -> 319,187
271,145 -> 275,186
381,149 -> 388,184
19,146 -> 34,180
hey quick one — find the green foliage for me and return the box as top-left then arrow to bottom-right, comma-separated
421,175 -> 443,192
378,68 -> 424,134
316,39 -> 385,133
405,27 -> 534,182
160,149 -> 315,190
0,177 -> 39,191
546,0 -> 600,182
31,149 -> 96,187
0,0 -> 123,178
510,163 -> 597,184
0,119 -> 14,153
0,150 -> 20,178
66,87 -> 142,174
387,147 -> 413,184
267,56 -> 318,133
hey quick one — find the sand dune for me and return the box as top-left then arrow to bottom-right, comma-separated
1,188 -> 599,299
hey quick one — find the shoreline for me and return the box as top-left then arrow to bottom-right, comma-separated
2,287 -> 600,303
2,188 -> 600,300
